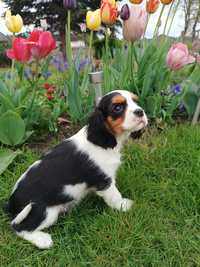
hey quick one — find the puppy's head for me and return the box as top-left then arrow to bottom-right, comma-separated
87,90 -> 148,148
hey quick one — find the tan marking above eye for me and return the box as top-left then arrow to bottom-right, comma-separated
131,93 -> 139,102
112,95 -> 126,104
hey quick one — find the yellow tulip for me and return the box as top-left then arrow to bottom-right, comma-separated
5,10 -> 23,33
86,9 -> 101,31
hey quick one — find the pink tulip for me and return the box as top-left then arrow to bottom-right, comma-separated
166,43 -> 195,71
6,37 -> 31,62
27,30 -> 56,59
123,5 -> 147,42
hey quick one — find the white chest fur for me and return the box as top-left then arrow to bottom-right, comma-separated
71,127 -> 122,179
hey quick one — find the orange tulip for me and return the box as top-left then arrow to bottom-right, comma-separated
146,0 -> 160,13
160,0 -> 173,4
100,0 -> 118,25
129,0 -> 143,4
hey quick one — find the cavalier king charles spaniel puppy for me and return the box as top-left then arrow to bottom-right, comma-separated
4,90 -> 148,249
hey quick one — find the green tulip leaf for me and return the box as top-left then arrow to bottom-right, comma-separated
0,111 -> 26,146
0,148 -> 21,175
183,91 -> 198,117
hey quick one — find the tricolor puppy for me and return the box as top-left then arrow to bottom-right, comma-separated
4,90 -> 148,249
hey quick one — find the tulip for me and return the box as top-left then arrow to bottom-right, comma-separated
102,0 -> 116,7
5,10 -> 23,33
166,43 -> 195,71
86,9 -> 101,31
146,0 -> 160,13
129,0 -> 143,4
27,30 -> 56,59
123,5 -> 147,42
6,37 -> 31,62
100,0 -> 118,25
63,0 -> 77,9
120,4 -> 130,21
160,0 -> 173,4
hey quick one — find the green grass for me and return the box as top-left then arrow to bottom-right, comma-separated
1,125 -> 200,267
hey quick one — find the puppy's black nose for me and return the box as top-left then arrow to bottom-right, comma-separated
134,109 -> 144,117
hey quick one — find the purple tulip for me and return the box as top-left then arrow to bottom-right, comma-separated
63,0 -> 77,10
120,4 -> 130,21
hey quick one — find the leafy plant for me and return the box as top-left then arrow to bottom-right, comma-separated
0,111 -> 26,146
0,148 -> 21,175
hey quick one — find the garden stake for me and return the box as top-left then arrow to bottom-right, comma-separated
66,10 -> 73,71
89,71 -> 103,106
192,94 -> 200,125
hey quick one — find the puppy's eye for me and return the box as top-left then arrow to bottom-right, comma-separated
113,104 -> 123,113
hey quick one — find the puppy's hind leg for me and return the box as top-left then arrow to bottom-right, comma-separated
12,203 -> 59,249
16,230 -> 53,249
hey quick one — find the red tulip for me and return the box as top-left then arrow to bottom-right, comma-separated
6,37 -> 31,62
27,30 -> 56,59
146,0 -> 160,13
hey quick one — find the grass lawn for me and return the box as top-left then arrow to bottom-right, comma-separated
1,125 -> 200,267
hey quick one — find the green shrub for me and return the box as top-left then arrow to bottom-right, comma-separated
0,42 -> 11,67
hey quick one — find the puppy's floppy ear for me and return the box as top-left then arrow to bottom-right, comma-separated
87,108 -> 117,149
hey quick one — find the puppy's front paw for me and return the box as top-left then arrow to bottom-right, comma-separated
120,198 -> 133,212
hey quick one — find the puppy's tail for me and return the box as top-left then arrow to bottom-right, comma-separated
11,203 -> 32,225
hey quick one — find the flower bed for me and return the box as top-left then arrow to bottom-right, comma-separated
0,0 -> 200,172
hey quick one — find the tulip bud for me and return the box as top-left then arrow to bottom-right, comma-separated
123,5 -> 147,42
86,9 -> 101,31
103,0 -> 116,7
100,0 -> 118,25
120,4 -> 130,21
166,43 -> 195,71
129,0 -> 143,4
63,0 -> 77,10
6,37 -> 31,62
146,0 -> 160,13
160,0 -> 173,4
5,10 -> 23,33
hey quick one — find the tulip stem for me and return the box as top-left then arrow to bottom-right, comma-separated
163,1 -> 174,35
66,10 -> 73,70
88,30 -> 94,66
130,42 -> 134,79
105,26 -> 109,62
143,14 -> 150,39
153,4 -> 165,38
143,14 -> 150,51
167,0 -> 180,36
11,33 -> 15,82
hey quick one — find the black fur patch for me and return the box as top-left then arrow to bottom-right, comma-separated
6,140 -> 112,232
87,92 -> 127,149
